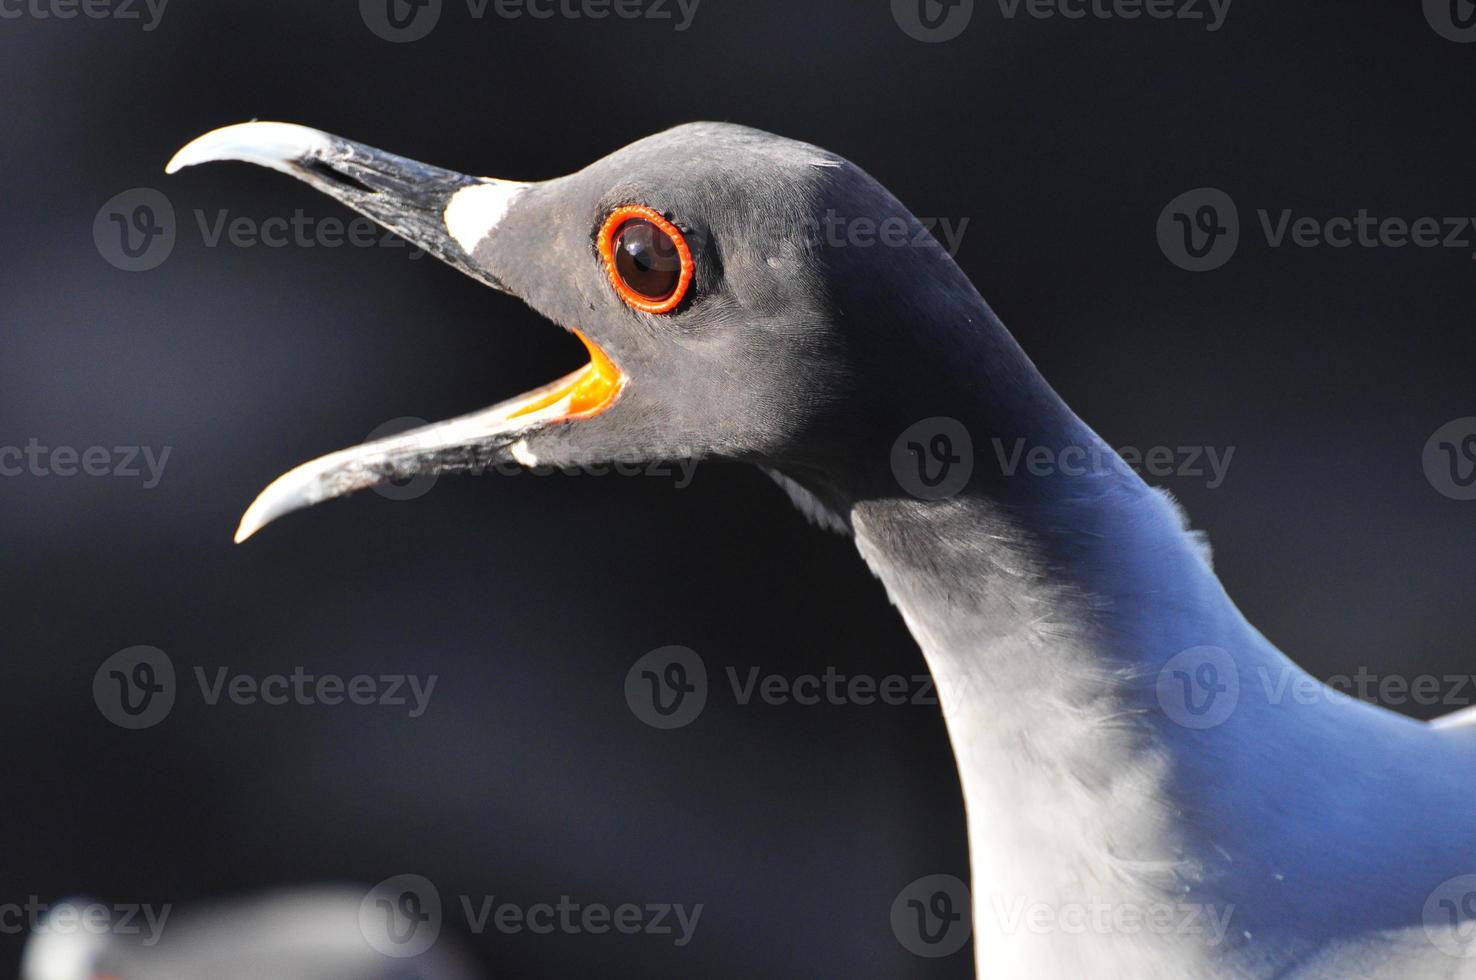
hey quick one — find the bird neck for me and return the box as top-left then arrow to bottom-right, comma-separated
776,305 -> 1311,973
838,464 -> 1260,976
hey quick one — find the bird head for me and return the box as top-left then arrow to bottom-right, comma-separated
168,121 -> 998,540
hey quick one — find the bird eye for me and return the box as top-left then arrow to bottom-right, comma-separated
615,221 -> 680,298
598,205 -> 694,314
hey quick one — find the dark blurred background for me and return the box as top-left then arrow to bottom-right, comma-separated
1,0 -> 1473,976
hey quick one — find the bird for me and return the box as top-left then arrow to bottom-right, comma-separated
20,890 -> 480,980
158,120 -> 1476,979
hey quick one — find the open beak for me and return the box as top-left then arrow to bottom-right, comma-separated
167,122 -> 624,542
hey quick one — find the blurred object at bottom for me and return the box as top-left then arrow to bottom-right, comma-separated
20,889 -> 483,980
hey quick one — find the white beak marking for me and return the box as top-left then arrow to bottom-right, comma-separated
509,440 -> 540,467
444,180 -> 528,253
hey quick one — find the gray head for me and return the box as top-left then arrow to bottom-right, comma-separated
168,121 -> 1044,540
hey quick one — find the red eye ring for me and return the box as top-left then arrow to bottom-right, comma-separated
597,205 -> 694,314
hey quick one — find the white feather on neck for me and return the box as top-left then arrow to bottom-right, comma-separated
849,490 -> 1230,979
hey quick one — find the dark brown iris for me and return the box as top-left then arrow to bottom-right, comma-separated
612,218 -> 683,301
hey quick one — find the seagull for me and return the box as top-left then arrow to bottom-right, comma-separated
21,890 -> 478,980
163,121 -> 1476,979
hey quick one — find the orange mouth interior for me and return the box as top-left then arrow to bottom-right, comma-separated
509,329 -> 625,422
